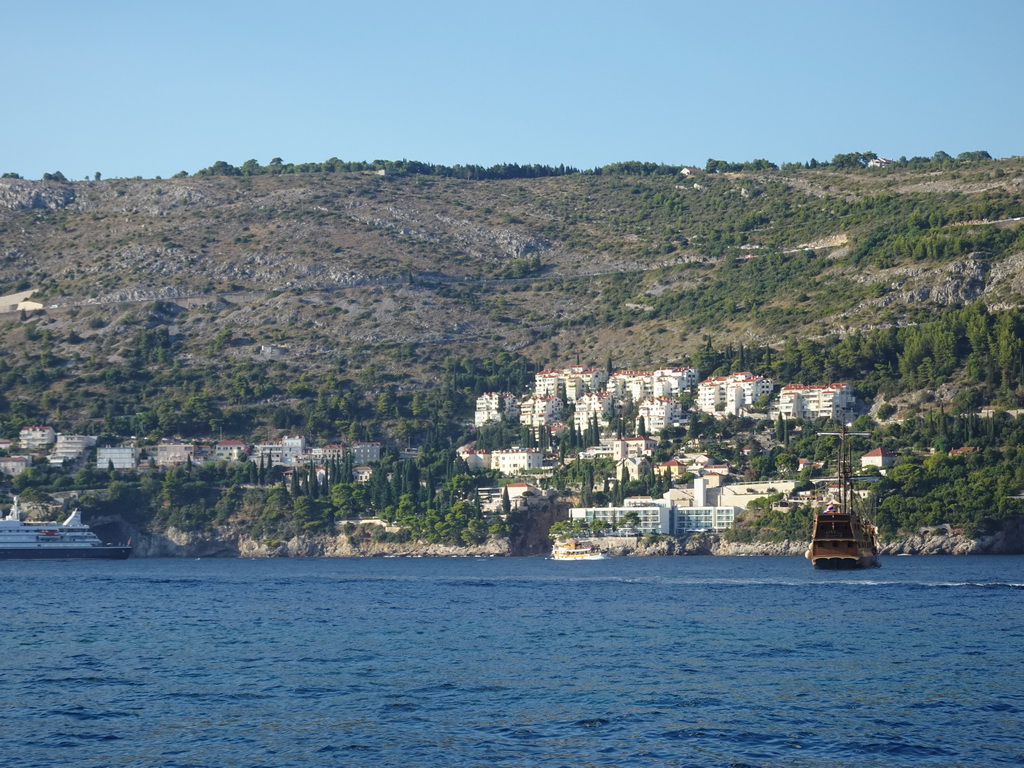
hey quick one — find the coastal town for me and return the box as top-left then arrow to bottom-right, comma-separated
1,362 -> 875,540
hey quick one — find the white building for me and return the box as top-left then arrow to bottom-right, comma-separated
19,426 -> 56,450
534,369 -> 577,401
777,383 -> 856,421
475,392 -> 521,427
610,436 -> 657,460
566,367 -> 609,396
607,367 -> 698,401
51,434 -> 97,463
571,496 -> 672,535
350,442 -> 382,464
577,443 -> 616,460
281,435 -> 307,466
252,442 -> 283,466
860,447 -> 896,469
0,456 -> 31,476
156,442 -> 195,468
669,478 -> 742,532
651,367 -> 699,396
520,395 -> 563,430
572,477 -> 784,536
502,482 -> 549,512
97,446 -> 138,471
697,372 -> 773,416
490,448 -> 543,476
573,391 -> 615,431
319,444 -> 347,462
460,449 -> 491,471
617,456 -> 651,481
214,440 -> 248,462
638,397 -> 685,434
607,370 -> 654,401
534,366 -> 608,403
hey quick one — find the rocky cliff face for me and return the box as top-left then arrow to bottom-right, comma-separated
879,516 -> 1024,555
131,525 -> 510,558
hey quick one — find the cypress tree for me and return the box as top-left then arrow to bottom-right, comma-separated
309,466 -> 319,499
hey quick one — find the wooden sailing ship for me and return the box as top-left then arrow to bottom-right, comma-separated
805,427 -> 881,570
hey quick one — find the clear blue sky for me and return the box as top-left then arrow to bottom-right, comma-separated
6,0 -> 1022,180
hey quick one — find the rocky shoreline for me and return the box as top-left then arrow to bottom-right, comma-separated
131,526 -> 512,558
126,516 -> 1024,558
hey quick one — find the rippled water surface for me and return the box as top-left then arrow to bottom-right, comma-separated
2,555 -> 1022,767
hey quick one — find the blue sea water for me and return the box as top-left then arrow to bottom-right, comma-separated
1,555 -> 1022,768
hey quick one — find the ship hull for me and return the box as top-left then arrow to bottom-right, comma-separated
0,546 -> 132,560
807,512 -> 880,570
812,554 -> 880,570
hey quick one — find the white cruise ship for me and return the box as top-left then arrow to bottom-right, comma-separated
0,498 -> 131,560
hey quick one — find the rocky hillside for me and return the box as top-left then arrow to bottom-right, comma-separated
1,158 -> 1023,434
3,161 -> 1023,366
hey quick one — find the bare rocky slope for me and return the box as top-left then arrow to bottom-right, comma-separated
2,161 -> 1023,388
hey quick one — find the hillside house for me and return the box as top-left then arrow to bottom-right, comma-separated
214,440 -> 248,461
475,392 -> 521,427
490,448 -> 543,476
280,435 -> 307,466
19,426 -> 56,450
96,446 -> 138,471
520,395 -> 563,430
0,290 -> 43,313
503,482 -> 548,511
51,434 -> 97,464
350,442 -> 382,464
655,459 -> 689,480
777,383 -> 855,421
638,397 -> 685,434
0,456 -> 31,476
697,372 -> 773,416
861,447 -> 896,469
320,444 -> 347,461
573,391 -> 615,431
156,442 -> 195,468
534,366 -> 608,402
617,456 -> 651,481
611,436 -> 657,460
651,367 -> 699,396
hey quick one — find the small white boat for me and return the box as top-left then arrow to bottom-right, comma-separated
551,539 -> 608,561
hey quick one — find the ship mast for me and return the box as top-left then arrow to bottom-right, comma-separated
818,425 -> 869,512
